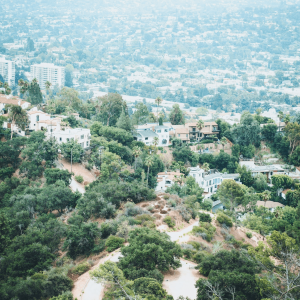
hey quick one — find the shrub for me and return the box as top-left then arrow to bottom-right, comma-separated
200,199 -> 213,211
163,216 -> 175,228
49,291 -> 73,300
193,250 -> 210,264
192,222 -> 216,242
105,235 -> 125,252
198,212 -> 212,223
167,199 -> 176,207
217,212 -> 233,227
246,232 -> 253,239
92,240 -> 106,254
124,202 -> 145,216
176,205 -> 196,222
75,175 -> 84,183
163,194 -> 170,200
143,221 -> 156,229
135,214 -> 154,225
71,262 -> 91,275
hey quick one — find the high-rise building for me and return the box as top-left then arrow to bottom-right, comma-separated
30,63 -> 65,90
0,57 -> 15,86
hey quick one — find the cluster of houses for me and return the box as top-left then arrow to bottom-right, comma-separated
133,121 -> 219,146
156,166 -> 240,196
0,94 -> 91,149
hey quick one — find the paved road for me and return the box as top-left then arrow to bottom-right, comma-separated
81,253 -> 122,300
69,177 -> 85,194
55,160 -> 85,194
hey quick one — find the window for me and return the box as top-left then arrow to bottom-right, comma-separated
178,134 -> 180,137
86,141 -> 89,146
59,137 -> 62,141
81,135 -> 84,139
164,129 -> 168,132
145,137 -> 148,140
166,180 -> 171,184
67,138 -> 69,141
186,134 -> 188,137
81,143 -> 84,147
36,115 -> 39,122
157,130 -> 161,133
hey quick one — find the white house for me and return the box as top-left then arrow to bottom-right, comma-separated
155,171 -> 183,191
134,129 -> 159,146
0,94 -> 30,114
134,123 -> 172,146
189,166 -> 240,196
51,128 -> 91,149
239,159 -> 284,182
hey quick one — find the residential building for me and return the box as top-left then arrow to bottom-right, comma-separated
189,166 -> 240,196
156,171 -> 183,191
187,122 -> 219,142
256,201 -> 284,213
0,57 -> 15,86
30,63 -> 65,89
169,121 -> 219,143
51,128 -> 91,149
239,159 -> 284,181
0,94 -> 30,114
133,128 -> 159,146
134,123 -> 172,146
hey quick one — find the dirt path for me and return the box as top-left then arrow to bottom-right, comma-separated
163,258 -> 202,300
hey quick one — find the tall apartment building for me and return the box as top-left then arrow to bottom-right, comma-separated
30,63 -> 65,89
0,57 -> 15,86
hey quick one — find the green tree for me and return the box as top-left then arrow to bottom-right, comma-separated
118,228 -> 182,280
249,231 -> 300,300
132,102 -> 149,125
132,146 -> 142,170
196,250 -> 261,300
116,109 -> 132,131
60,140 -> 84,163
90,261 -> 135,300
44,168 -> 72,186
96,93 -> 127,126
236,165 -> 254,187
63,221 -> 100,259
261,124 -> 278,141
217,179 -> 245,223
220,136 -> 227,150
231,111 -> 261,146
169,104 -> 185,125
20,78 -> 43,105
7,105 -> 30,139
57,87 -> 82,112
145,155 -> 154,185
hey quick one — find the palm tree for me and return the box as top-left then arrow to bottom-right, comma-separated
262,190 -> 271,207
278,111 -> 284,132
153,136 -> 159,148
8,105 -> 30,139
284,114 -> 290,125
145,155 -> 154,185
155,97 -> 163,124
196,119 -> 205,140
18,79 -> 29,96
132,146 -> 142,170
45,81 -> 51,90
220,137 -> 227,150
202,162 -> 210,173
